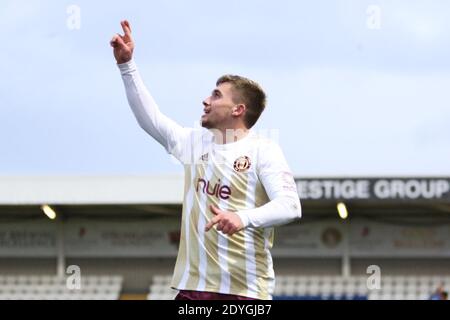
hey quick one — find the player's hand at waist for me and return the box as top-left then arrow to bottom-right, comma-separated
205,205 -> 244,236
110,20 -> 134,64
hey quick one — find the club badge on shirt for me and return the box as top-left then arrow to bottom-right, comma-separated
233,156 -> 251,172
200,153 -> 209,162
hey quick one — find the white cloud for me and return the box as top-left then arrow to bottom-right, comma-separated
255,65 -> 450,175
1,0 -> 450,175
0,0 -> 42,28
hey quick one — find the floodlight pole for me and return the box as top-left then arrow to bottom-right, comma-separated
56,215 -> 66,279
341,218 -> 351,277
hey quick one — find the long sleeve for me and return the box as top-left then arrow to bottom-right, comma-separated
118,59 -> 192,161
236,141 -> 302,228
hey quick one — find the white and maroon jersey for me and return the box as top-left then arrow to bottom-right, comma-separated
119,60 -> 302,299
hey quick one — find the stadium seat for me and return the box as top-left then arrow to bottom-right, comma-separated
0,275 -> 123,300
146,275 -> 180,300
142,274 -> 449,301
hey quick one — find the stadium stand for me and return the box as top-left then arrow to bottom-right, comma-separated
0,275 -> 123,300
147,275 -> 178,300
146,274 -> 450,300
1,176 -> 449,300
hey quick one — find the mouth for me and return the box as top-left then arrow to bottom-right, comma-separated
202,109 -> 211,117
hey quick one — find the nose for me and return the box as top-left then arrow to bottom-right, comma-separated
202,99 -> 210,107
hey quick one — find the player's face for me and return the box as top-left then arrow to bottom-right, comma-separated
201,82 -> 236,129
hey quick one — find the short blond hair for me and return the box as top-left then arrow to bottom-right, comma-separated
216,75 -> 266,128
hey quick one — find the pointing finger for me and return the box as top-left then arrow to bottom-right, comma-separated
205,216 -> 220,232
210,205 -> 222,216
121,20 -> 132,36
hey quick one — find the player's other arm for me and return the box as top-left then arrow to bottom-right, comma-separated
111,20 -> 189,157
235,141 -> 302,229
205,141 -> 301,235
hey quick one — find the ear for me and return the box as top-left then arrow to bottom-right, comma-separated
232,104 -> 246,117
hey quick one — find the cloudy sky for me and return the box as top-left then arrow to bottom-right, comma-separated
1,0 -> 449,177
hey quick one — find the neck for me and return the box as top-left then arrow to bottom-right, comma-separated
211,126 -> 249,145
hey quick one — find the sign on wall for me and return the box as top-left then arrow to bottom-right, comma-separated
1,218 -> 450,258
64,219 -> 180,257
0,222 -> 57,257
272,221 -> 345,257
296,178 -> 450,201
350,219 -> 450,257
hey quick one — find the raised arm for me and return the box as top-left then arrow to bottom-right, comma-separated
111,20 -> 191,160
110,20 -> 134,64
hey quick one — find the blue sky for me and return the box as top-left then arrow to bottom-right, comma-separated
1,0 -> 449,176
